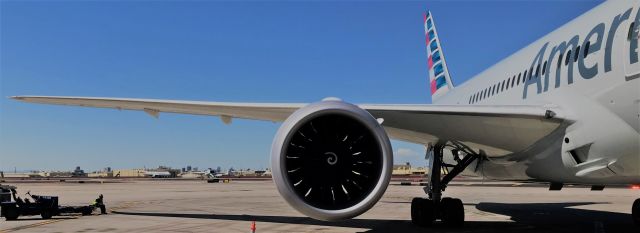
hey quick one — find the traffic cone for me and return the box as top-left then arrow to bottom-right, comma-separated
250,220 -> 256,233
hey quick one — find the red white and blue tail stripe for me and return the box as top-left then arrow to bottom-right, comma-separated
425,11 -> 454,102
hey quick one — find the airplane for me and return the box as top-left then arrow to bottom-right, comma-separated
144,171 -> 172,178
10,0 -> 640,227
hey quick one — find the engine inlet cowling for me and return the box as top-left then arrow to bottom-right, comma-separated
271,100 -> 393,221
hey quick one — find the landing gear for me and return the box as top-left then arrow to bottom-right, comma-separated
441,197 -> 464,225
410,142 -> 478,227
633,198 -> 640,226
411,197 -> 434,226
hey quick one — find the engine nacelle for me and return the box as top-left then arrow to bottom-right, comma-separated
271,100 -> 393,221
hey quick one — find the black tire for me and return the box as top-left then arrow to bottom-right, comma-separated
3,206 -> 19,220
411,198 -> 423,225
411,197 -> 435,227
421,199 -> 435,226
82,207 -> 93,216
41,210 -> 53,219
633,198 -> 640,226
441,197 -> 464,226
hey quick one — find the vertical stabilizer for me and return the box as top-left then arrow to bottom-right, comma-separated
424,11 -> 454,103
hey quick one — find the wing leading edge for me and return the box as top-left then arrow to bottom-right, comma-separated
11,96 -> 568,156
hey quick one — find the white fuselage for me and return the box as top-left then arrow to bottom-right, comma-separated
437,1 -> 640,184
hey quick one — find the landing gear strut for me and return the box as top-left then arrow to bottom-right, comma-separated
411,142 -> 479,227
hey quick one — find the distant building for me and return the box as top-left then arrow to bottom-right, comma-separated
72,166 -> 87,177
42,171 -> 72,177
88,171 -> 113,178
392,162 -> 427,175
113,169 -> 146,178
3,172 -> 38,178
180,172 -> 203,179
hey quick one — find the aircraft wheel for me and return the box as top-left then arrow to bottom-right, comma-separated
411,197 -> 434,226
633,198 -> 640,226
441,197 -> 464,226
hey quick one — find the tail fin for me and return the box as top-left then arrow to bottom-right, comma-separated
424,11 -> 454,103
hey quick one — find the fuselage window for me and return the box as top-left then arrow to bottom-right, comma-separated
517,73 -> 521,85
523,71 -> 527,83
565,50 -> 572,65
584,41 -> 590,58
542,61 -> 548,75
501,80 -> 506,92
528,67 -> 534,80
492,84 -> 496,96
574,45 -> 581,62
535,64 -> 541,78
506,77 -> 511,90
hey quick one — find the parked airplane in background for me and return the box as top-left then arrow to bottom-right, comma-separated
11,0 -> 640,227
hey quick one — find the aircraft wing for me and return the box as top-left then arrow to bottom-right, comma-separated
11,96 -> 569,156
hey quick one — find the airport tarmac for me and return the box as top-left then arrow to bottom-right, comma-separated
1,180 -> 639,233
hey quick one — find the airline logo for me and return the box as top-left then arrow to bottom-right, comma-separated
522,7 -> 640,99
424,12 -> 449,96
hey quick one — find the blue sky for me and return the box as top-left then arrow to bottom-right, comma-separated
0,0 -> 602,172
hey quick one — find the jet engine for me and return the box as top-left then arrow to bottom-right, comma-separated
271,99 -> 393,221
